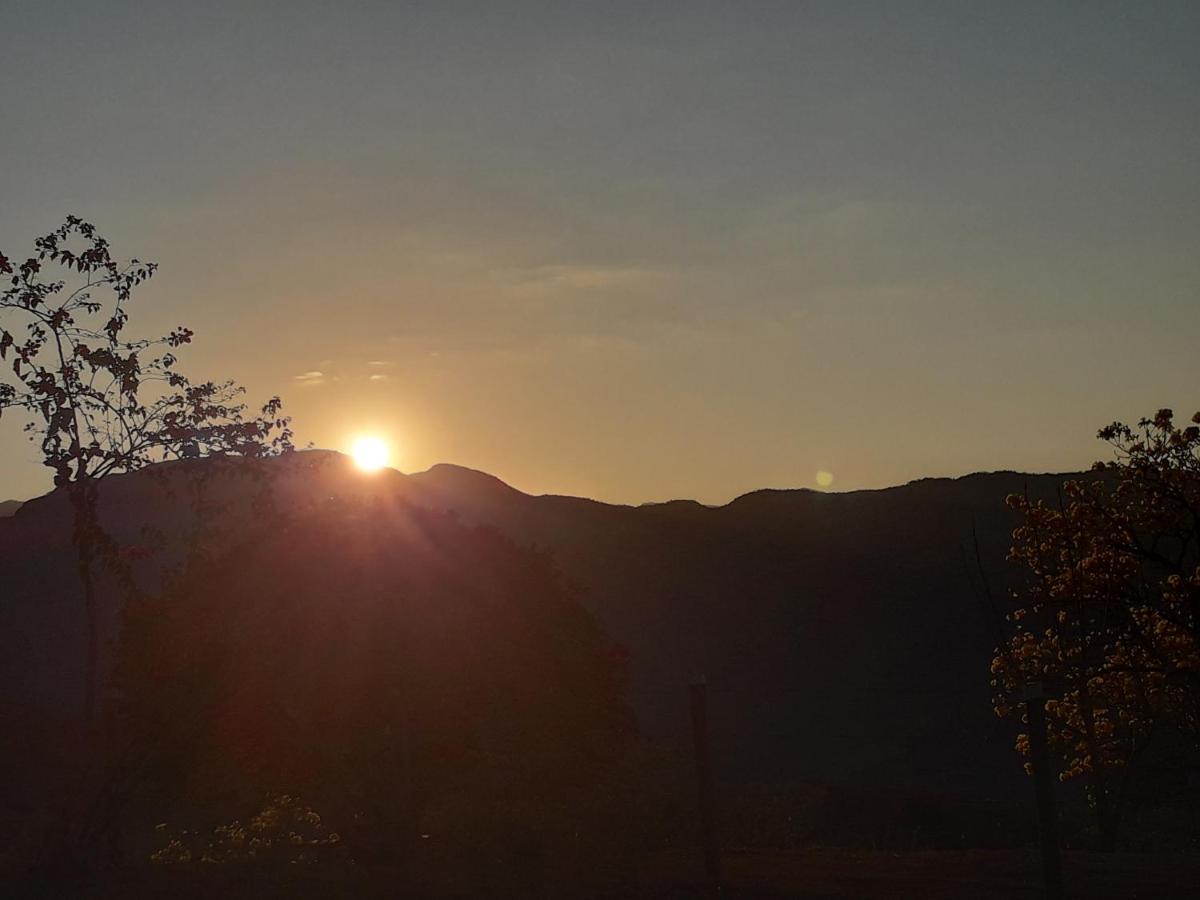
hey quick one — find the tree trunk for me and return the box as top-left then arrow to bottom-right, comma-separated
70,479 -> 101,725
76,535 -> 98,724
1077,686 -> 1118,851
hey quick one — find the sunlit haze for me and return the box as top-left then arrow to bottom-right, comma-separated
1,3 -> 1197,504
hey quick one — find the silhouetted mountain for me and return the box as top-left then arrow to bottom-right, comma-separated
0,499 -> 20,517
106,498 -> 638,868
0,452 -> 1084,835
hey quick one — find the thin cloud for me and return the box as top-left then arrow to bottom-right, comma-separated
499,263 -> 665,295
293,371 -> 326,386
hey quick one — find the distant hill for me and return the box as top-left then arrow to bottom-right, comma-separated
0,452 -> 1084,818
0,500 -> 21,517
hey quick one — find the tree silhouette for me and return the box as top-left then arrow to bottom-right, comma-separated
993,408 -> 1200,847
0,217 -> 293,725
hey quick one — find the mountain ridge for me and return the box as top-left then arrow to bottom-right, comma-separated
0,456 -> 1084,514
0,452 -> 1090,810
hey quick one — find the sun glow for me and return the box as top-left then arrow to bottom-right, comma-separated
351,436 -> 390,472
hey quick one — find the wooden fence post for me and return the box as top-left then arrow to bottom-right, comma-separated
689,679 -> 722,896
1022,682 -> 1064,900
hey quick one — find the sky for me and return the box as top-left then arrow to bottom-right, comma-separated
1,1 -> 1198,504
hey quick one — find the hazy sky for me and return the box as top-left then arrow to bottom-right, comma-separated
2,2 -> 1197,504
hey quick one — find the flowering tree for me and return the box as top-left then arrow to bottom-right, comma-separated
0,216 -> 294,724
992,408 -> 1200,846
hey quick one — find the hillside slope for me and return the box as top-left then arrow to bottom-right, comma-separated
0,453 -> 1080,806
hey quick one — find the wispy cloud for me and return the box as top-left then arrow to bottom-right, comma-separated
293,370 -> 326,386
497,263 -> 666,296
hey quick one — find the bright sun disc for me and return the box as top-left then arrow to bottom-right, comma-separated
352,437 -> 389,471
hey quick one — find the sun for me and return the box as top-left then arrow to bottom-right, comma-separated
351,436 -> 390,472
